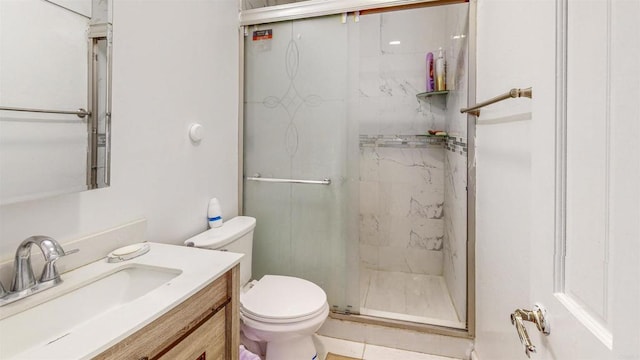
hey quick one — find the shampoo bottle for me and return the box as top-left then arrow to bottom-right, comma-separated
435,47 -> 446,91
208,198 -> 223,228
426,52 -> 435,92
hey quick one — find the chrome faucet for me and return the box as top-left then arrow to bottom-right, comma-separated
0,236 -> 78,306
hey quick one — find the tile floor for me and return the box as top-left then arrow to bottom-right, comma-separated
315,335 -> 461,360
360,269 -> 465,329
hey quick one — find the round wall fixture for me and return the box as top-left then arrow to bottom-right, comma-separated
189,123 -> 204,142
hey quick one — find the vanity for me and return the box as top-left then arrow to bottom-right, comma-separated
0,243 -> 242,359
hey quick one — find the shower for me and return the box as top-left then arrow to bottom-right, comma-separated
242,1 -> 472,331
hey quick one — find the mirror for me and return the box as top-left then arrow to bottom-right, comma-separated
0,0 -> 112,205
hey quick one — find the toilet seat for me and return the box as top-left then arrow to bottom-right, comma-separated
242,302 -> 329,324
240,275 -> 327,324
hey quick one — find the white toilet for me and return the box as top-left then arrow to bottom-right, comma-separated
185,216 -> 329,360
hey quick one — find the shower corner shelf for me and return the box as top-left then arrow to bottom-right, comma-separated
416,90 -> 449,101
416,90 -> 449,110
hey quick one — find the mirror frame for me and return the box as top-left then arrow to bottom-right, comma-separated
87,23 -> 113,189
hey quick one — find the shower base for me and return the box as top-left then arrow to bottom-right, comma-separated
359,269 -> 465,329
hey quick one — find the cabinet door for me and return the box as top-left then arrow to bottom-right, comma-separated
159,308 -> 226,360
94,274 -> 229,360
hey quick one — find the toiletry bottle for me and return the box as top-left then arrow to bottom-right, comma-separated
435,47 -> 446,91
426,52 -> 435,92
208,198 -> 223,228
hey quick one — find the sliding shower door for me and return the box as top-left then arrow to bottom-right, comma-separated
243,2 -> 470,328
243,16 -> 359,312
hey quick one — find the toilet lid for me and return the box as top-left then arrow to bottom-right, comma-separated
241,275 -> 327,321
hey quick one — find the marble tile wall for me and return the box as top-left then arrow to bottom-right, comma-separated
355,5 -> 470,306
359,136 -> 445,275
354,9 -> 448,136
355,5 -> 469,292
354,7 -> 450,279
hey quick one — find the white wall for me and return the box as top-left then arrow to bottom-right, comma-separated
473,0 -> 554,358
0,0 -> 239,265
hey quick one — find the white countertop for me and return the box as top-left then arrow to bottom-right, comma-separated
0,242 -> 243,359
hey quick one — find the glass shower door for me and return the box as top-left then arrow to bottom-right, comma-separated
243,3 -> 469,328
243,15 -> 358,312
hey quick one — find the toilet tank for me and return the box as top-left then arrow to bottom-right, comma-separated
184,216 -> 256,286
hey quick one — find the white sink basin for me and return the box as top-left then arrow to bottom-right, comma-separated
0,265 -> 181,359
0,242 -> 243,360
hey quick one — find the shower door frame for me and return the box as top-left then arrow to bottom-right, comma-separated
238,0 -> 477,339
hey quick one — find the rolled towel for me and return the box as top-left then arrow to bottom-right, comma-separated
240,345 -> 262,360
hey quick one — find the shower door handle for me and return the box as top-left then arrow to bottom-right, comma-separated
246,173 -> 331,185
510,304 -> 550,358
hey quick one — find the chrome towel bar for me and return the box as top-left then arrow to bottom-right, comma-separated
0,106 -> 90,119
246,173 -> 331,185
460,87 -> 532,116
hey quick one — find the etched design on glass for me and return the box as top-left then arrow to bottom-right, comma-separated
262,36 -> 322,157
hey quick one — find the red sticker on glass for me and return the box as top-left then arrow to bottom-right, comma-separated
253,29 -> 273,41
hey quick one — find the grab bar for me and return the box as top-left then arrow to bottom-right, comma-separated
460,87 -> 532,116
0,106 -> 90,119
246,173 -> 331,185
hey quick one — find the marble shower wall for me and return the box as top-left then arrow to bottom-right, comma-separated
355,4 -> 469,321
354,8 -> 449,136
359,136 -> 445,275
354,6 -> 451,277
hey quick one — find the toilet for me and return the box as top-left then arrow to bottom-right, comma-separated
184,216 -> 329,360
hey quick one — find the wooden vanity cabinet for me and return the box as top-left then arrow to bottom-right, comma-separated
94,265 -> 239,360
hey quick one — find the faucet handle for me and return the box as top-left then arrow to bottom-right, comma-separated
62,248 -> 79,256
39,248 -> 79,284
